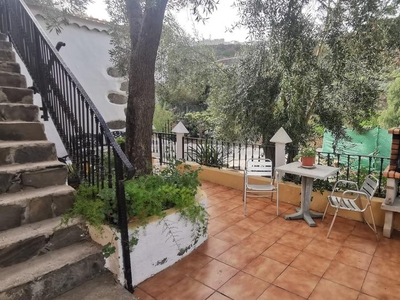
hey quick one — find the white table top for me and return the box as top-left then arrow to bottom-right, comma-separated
275,162 -> 339,180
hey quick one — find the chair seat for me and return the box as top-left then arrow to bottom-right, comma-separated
328,195 -> 363,212
247,184 -> 275,191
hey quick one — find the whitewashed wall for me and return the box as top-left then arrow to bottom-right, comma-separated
90,190 -> 208,286
16,7 -> 127,156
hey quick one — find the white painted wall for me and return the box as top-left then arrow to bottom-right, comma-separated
16,7 -> 127,156
90,191 -> 208,286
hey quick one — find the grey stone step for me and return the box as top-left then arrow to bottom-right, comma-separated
0,33 -> 6,41
54,273 -> 137,300
0,62 -> 20,73
0,121 -> 46,141
0,241 -> 105,300
0,160 -> 67,193
0,49 -> 15,62
0,41 -> 11,51
0,71 -> 26,87
0,86 -> 33,104
0,103 -> 39,122
0,217 -> 86,268
0,184 -> 74,231
0,140 -> 57,165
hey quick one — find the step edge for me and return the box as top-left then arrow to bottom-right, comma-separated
0,185 -> 74,204
0,241 -> 103,292
0,160 -> 66,173
0,216 -> 82,249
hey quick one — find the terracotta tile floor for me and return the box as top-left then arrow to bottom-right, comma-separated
134,181 -> 400,300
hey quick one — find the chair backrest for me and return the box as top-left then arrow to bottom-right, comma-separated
246,159 -> 273,177
360,174 -> 379,200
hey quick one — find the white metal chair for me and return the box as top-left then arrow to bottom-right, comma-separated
322,174 -> 379,239
243,158 -> 278,216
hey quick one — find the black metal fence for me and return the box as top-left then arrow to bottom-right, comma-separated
183,137 -> 274,170
152,134 -> 389,197
0,0 -> 134,291
152,132 -> 177,164
316,152 -> 389,197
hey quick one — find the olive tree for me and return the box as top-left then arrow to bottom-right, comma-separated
208,0 -> 399,157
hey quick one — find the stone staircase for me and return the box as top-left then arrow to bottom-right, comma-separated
0,32 -> 107,299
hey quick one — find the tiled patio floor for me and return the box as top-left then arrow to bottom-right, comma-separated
133,181 -> 400,300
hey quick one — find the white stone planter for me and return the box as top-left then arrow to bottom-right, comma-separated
89,188 -> 208,286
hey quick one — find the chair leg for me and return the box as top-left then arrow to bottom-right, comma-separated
327,208 -> 339,238
322,201 -> 330,222
243,187 -> 247,216
365,206 -> 379,241
276,188 -> 279,216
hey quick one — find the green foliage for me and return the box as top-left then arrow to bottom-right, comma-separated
62,186 -> 110,230
64,161 -> 204,227
63,161 -> 207,254
183,111 -> 213,137
187,143 -> 228,168
379,72 -> 400,128
153,103 -> 174,132
211,44 -> 242,60
102,242 -> 116,258
299,147 -> 317,158
209,0 -> 399,150
156,21 -> 218,116
25,0 -> 91,33
115,136 -> 125,145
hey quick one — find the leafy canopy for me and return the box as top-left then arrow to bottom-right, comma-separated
207,0 -> 400,150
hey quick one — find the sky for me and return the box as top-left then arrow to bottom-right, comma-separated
86,0 -> 249,42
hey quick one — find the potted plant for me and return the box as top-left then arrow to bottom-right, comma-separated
298,146 -> 317,167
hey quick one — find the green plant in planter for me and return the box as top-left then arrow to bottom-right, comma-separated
187,143 -> 230,168
62,160 -> 207,257
65,162 -> 80,189
299,146 -> 317,158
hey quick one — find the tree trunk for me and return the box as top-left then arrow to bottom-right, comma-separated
125,0 -> 168,175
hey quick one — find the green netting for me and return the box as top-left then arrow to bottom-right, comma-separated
322,127 -> 391,171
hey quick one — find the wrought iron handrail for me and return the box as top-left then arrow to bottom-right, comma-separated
0,0 -> 134,292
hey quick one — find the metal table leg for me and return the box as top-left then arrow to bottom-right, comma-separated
284,176 -> 321,227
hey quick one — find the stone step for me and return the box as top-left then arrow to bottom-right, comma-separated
0,184 -> 74,231
0,241 -> 105,300
0,140 -> 57,165
0,121 -> 46,141
0,160 -> 67,193
0,49 -> 15,62
0,71 -> 26,87
0,33 -> 6,41
0,103 -> 39,122
54,273 -> 137,300
0,86 -> 33,104
0,61 -> 20,73
0,217 -> 86,268
0,41 -> 11,51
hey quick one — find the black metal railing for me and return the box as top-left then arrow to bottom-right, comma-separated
0,0 -> 134,291
152,132 -> 176,164
316,151 -> 389,197
152,133 -> 389,197
183,136 -> 278,170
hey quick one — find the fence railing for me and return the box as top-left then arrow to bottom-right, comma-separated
152,134 -> 389,197
152,132 -> 177,164
183,136 -> 274,170
0,0 -> 134,291
316,152 -> 389,197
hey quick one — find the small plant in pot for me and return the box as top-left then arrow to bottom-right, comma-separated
298,146 -> 317,167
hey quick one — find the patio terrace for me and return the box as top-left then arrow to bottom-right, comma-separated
133,181 -> 400,300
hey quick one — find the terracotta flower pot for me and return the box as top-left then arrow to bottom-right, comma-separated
301,156 -> 315,167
